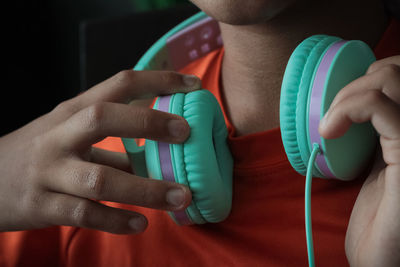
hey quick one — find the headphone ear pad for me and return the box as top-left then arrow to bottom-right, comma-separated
280,35 -> 340,177
145,90 -> 233,225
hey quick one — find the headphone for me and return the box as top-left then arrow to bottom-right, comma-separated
122,12 -> 234,226
122,11 -> 377,266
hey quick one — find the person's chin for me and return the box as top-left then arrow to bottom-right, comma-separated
189,0 -> 296,25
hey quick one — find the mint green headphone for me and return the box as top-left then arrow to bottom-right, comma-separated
280,35 -> 377,181
279,34 -> 377,267
122,11 -> 377,266
122,12 -> 234,226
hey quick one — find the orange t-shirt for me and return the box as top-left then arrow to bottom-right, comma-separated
1,19 -> 399,267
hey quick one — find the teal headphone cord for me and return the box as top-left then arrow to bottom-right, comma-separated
305,143 -> 320,267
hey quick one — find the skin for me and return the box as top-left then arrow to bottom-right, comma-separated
191,0 -> 400,266
321,56 -> 400,267
0,71 -> 199,234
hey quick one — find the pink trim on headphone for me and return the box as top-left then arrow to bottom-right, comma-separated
157,95 -> 193,225
308,40 -> 347,178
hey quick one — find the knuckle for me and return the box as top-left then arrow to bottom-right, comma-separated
80,103 -> 107,132
113,70 -> 136,87
71,200 -> 93,228
44,196 -> 70,227
84,165 -> 108,198
53,99 -> 80,116
160,71 -> 180,86
21,191 -> 44,216
367,60 -> 381,74
380,64 -> 400,78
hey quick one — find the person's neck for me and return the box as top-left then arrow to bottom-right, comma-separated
220,0 -> 388,136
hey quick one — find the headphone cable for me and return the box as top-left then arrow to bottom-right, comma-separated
305,143 -> 320,267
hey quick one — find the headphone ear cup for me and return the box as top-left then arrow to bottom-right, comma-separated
145,90 -> 233,225
281,35 -> 377,180
280,35 -> 340,177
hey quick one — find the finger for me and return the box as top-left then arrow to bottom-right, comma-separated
45,160 -> 192,212
39,192 -> 148,234
329,63 -> 400,109
49,71 -> 200,132
366,55 -> 400,74
89,147 -> 132,173
319,90 -> 400,140
57,102 -> 190,148
129,98 -> 155,108
74,70 -> 201,111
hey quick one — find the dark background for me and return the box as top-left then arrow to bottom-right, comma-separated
1,0 -> 197,136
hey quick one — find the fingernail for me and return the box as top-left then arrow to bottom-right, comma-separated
182,74 -> 200,88
129,216 -> 147,232
166,187 -> 186,208
167,119 -> 188,138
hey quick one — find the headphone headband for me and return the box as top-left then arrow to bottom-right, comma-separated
134,12 -> 222,72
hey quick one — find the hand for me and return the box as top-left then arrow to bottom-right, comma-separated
0,70 -> 201,234
319,56 -> 400,266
